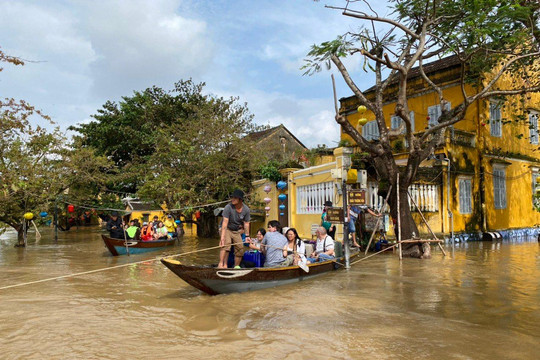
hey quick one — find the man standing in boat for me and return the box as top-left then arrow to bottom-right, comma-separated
218,189 -> 251,268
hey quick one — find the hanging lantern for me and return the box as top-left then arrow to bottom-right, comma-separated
264,197 -> 272,204
263,185 -> 272,193
357,105 -> 367,113
280,212 -> 285,216
67,204 -> 75,213
276,181 -> 287,190
358,118 -> 369,126
278,194 -> 287,201
264,206 -> 271,211
23,212 -> 34,220
279,204 -> 286,210
39,211 -> 48,218
195,210 -> 201,219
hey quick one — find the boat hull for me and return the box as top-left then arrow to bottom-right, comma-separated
102,235 -> 176,256
161,254 -> 358,295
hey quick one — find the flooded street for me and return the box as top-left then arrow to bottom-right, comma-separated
1,227 -> 539,359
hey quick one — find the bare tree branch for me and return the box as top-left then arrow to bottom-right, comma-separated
325,5 -> 421,40
330,54 -> 374,111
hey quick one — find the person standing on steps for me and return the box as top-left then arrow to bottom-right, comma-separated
321,201 -> 336,240
218,189 -> 251,268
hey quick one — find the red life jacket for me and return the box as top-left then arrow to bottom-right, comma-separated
141,225 -> 154,241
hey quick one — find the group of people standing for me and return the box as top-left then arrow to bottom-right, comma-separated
321,200 -> 381,249
106,212 -> 183,241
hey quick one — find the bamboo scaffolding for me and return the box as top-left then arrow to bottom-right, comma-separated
399,239 -> 443,243
364,185 -> 393,255
407,191 -> 447,256
397,174 -> 402,260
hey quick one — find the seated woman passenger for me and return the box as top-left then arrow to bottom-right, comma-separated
281,228 -> 307,267
140,221 -> 155,241
306,226 -> 335,263
261,220 -> 288,267
249,228 -> 266,251
154,221 -> 169,239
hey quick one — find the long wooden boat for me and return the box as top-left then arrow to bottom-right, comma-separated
161,252 -> 359,295
102,235 -> 176,256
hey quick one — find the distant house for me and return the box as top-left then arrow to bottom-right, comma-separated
245,124 -> 308,163
123,198 -> 166,223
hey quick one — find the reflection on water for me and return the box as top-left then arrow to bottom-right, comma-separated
1,228 -> 539,359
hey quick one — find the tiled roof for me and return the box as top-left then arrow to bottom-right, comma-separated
245,125 -> 281,142
245,124 -> 308,149
343,54 -> 462,100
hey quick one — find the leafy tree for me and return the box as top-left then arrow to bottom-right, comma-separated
0,48 -> 114,245
305,0 -> 540,257
73,80 -> 266,237
259,161 -> 283,182
69,80 -> 214,193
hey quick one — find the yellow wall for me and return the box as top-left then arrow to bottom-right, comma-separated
127,209 -> 167,224
251,179 -> 278,237
339,63 -> 540,235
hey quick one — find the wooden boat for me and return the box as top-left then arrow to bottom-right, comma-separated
102,235 -> 176,256
161,251 -> 359,295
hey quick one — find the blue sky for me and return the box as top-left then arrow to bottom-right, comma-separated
0,0 -> 390,147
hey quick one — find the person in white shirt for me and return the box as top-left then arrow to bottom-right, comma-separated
306,226 -> 335,263
281,228 -> 307,266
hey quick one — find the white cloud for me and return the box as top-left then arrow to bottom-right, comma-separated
79,0 -> 214,99
0,0 -> 214,129
1,0 -> 385,148
225,89 -> 340,148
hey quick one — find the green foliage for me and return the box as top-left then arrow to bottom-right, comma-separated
337,139 -> 351,147
302,36 -> 352,75
105,82 -> 265,209
0,49 -> 114,238
392,140 -> 405,152
259,161 -> 282,182
71,80 -> 264,198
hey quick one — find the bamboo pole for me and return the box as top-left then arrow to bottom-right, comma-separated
350,243 -> 399,266
397,174 -> 402,260
31,220 -> 41,241
122,218 -> 130,256
399,239 -> 443,243
407,191 -> 447,257
365,185 -> 392,255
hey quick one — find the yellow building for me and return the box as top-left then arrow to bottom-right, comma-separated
123,198 -> 167,224
252,55 -> 540,242
338,55 -> 540,240
252,148 -> 353,241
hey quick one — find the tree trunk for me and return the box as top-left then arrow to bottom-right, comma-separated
197,211 -> 218,238
15,223 -> 25,247
388,181 -> 431,259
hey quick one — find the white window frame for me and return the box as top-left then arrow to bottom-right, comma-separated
391,111 -> 415,134
490,101 -> 502,137
530,111 -> 539,145
458,177 -> 473,214
493,166 -> 507,209
363,120 -> 380,141
296,182 -> 335,214
428,103 -> 451,127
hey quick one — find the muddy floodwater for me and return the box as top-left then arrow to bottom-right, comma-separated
0,227 -> 539,359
